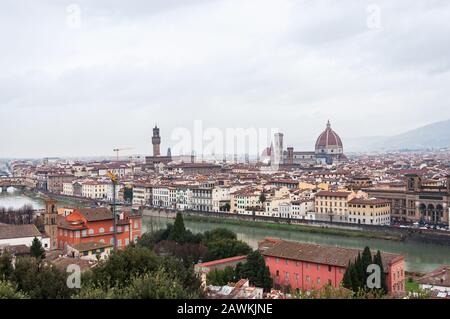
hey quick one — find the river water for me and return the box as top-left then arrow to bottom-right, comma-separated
1,189 -> 449,273
142,216 -> 450,273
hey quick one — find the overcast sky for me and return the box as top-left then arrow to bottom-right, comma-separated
1,0 -> 450,158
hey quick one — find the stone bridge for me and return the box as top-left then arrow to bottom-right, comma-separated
0,177 -> 36,192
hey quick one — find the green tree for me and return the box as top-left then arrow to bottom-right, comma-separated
207,267 -> 237,286
204,239 -> 251,262
361,246 -> 372,287
203,228 -> 237,242
0,280 -> 29,299
342,261 -> 353,290
349,263 -> 360,292
373,250 -> 387,294
90,246 -> 159,289
237,251 -> 273,292
10,257 -> 72,299
30,237 -> 46,260
122,269 -> 194,299
168,213 -> 187,243
0,251 -> 13,281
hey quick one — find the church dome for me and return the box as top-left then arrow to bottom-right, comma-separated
315,120 -> 343,150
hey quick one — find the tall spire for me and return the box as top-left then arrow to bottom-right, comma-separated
327,120 -> 331,129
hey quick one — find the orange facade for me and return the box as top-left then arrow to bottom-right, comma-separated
57,208 -> 141,250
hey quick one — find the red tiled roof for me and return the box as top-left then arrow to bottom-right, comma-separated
196,255 -> 247,268
316,191 -> 351,197
261,240 -> 403,272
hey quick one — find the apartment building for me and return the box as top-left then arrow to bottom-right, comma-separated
132,183 -> 153,206
175,186 -> 193,211
152,186 -> 170,207
192,186 -> 213,212
81,181 -> 110,199
314,190 -> 357,223
348,198 -> 391,225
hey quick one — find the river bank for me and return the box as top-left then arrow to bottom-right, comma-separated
143,208 -> 450,246
183,214 -> 402,241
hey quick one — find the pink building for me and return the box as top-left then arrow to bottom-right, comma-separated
259,238 -> 405,295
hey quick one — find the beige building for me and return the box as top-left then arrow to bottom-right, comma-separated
81,181 -> 109,199
314,190 -> 357,223
348,198 -> 391,225
132,183 -> 153,206
47,174 -> 75,194
231,188 -> 263,215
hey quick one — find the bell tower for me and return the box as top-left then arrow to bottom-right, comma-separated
44,198 -> 58,250
152,125 -> 161,157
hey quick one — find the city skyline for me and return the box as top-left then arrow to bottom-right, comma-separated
1,0 -> 450,157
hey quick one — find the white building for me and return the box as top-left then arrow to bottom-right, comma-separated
0,224 -> 51,251
290,200 -> 315,220
152,186 -> 170,207
82,181 -> 109,199
175,186 -> 193,211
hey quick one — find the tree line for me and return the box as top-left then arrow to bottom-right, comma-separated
0,204 -> 35,225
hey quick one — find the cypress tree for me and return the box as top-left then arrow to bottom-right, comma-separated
169,213 -> 186,243
373,251 -> 387,294
349,263 -> 360,292
355,253 -> 365,290
342,261 -> 353,290
30,237 -> 46,260
361,247 -> 372,288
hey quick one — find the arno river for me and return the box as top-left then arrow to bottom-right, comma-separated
2,189 -> 450,273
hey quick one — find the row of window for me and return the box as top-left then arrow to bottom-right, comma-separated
59,225 -> 131,237
274,258 -> 338,273
275,270 -> 334,286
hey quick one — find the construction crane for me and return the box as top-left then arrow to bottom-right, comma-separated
106,167 -> 119,251
113,147 -> 135,161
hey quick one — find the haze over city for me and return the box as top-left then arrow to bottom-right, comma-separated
1,0 -> 450,158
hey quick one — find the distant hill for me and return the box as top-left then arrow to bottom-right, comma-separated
346,119 -> 450,152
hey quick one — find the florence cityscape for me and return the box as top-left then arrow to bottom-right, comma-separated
1,0 -> 450,307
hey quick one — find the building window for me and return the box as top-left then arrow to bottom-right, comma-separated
328,265 -> 332,272
306,275 -> 310,282
317,277 -> 321,285
82,230 -> 87,237
99,227 -> 105,233
88,229 -> 94,235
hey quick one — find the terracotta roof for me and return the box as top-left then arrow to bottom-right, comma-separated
0,224 -> 42,240
260,240 -> 402,272
348,198 -> 390,205
316,190 -> 351,197
196,255 -> 247,268
417,265 -> 450,288
77,208 -> 113,221
69,241 -> 113,252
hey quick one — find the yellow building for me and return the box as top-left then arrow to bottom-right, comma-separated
314,190 -> 357,222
